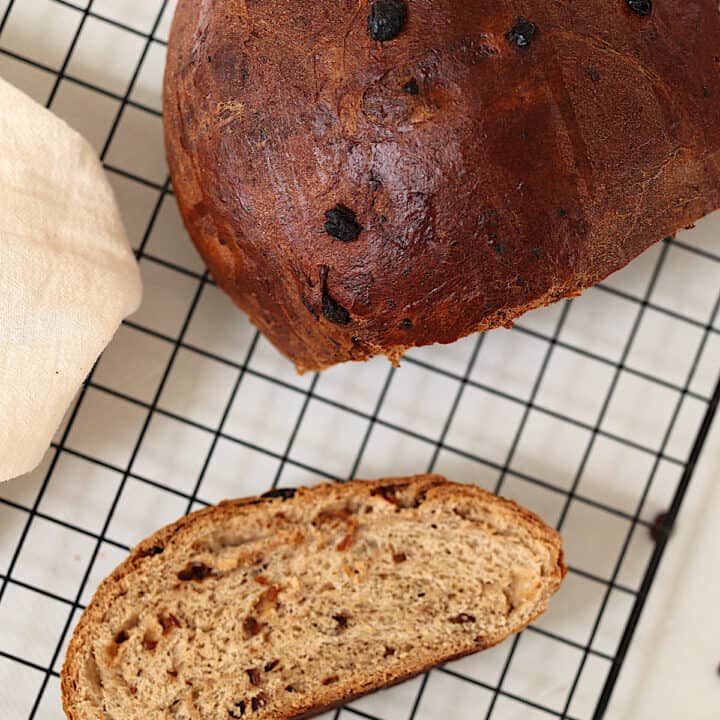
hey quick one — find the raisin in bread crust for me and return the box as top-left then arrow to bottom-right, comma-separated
61,476 -> 565,720
164,0 -> 720,372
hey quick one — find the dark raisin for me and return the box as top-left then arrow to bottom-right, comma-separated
403,79 -> 419,95
243,617 -> 262,638
261,487 -> 297,501
139,544 -> 164,558
371,483 -> 408,505
393,552 -> 407,563
449,613 -> 476,624
246,668 -> 262,686
322,292 -> 351,325
384,646 -> 396,657
318,265 -> 351,325
264,659 -> 280,672
588,67 -> 601,82
333,613 -> 350,629
324,205 -> 362,242
703,86 -> 711,99
337,531 -> 355,552
650,511 -> 671,543
520,131 -> 529,141
231,699 -> 246,718
558,208 -> 568,217
115,630 -> 129,644
401,318 -> 413,329
368,0 -> 407,42
531,247 -> 542,258
626,0 -> 652,16
251,693 -> 268,711
254,585 -> 280,614
177,562 -> 212,581
159,613 -> 181,634
506,18 -> 537,48
301,296 -> 317,317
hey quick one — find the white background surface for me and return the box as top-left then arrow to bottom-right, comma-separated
0,2 -> 719,719
610,418 -> 720,720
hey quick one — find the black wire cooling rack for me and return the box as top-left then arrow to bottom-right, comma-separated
1,2 -> 719,719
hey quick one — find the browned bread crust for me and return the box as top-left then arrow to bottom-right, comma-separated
61,475 -> 565,720
163,0 -> 720,372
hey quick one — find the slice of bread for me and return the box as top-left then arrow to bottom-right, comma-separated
61,475 -> 565,720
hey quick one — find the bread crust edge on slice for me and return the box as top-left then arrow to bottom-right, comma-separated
61,474 -> 566,720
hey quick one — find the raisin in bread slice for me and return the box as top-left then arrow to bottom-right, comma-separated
61,475 -> 565,720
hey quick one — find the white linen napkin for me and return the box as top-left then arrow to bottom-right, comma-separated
0,77 -> 142,483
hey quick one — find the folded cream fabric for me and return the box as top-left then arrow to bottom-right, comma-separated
0,78 -> 142,483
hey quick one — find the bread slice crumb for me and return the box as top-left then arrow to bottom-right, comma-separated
61,475 -> 565,720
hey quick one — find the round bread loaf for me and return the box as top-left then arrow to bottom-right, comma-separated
164,0 -> 720,372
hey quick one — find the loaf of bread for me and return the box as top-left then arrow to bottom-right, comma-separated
61,475 -> 565,719
164,0 -> 720,372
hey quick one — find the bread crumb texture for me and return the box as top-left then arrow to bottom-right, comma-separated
62,476 -> 564,720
